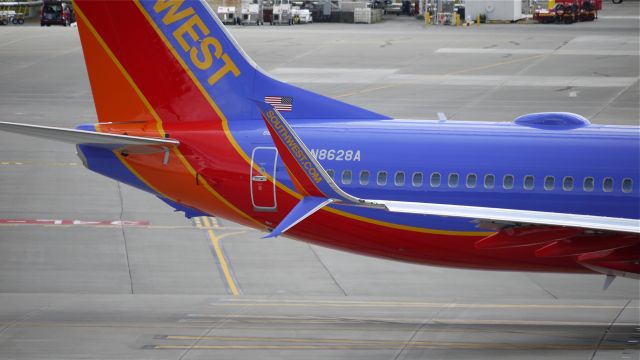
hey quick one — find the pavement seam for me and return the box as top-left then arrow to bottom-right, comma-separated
524,273 -> 558,299
307,244 -> 348,296
588,81 -> 637,120
117,181 -> 134,295
392,300 -> 454,360
589,299 -> 632,360
175,303 -> 254,360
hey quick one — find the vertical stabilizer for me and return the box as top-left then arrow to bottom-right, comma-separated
74,0 -> 390,132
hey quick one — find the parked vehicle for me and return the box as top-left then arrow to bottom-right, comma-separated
41,1 -> 75,27
292,7 -> 312,23
385,2 -> 401,15
217,6 -> 239,25
533,0 -> 598,24
271,0 -> 293,25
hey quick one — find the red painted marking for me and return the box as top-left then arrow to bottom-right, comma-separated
0,219 -> 149,227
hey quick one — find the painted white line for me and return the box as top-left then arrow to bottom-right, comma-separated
435,48 -> 638,56
272,69 -> 638,88
599,16 -> 640,19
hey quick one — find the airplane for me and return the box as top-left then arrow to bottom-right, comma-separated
0,0 -> 638,286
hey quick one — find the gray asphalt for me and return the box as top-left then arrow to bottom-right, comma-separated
0,1 -> 638,359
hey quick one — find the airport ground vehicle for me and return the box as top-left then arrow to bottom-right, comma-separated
0,8 -> 25,25
534,0 -> 598,23
41,0 -> 75,26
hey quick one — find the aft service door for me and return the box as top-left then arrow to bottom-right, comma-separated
250,147 -> 278,211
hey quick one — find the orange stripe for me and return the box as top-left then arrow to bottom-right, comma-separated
76,4 -> 263,228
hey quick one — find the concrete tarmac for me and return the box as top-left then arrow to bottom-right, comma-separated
0,1 -> 638,359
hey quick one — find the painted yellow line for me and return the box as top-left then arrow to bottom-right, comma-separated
212,299 -> 623,309
184,316 -> 635,327
203,217 -> 239,296
175,320 -> 609,338
166,335 -> 411,344
152,343 -> 627,350
163,335 -> 625,348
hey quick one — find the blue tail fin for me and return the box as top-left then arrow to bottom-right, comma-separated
139,0 -> 390,122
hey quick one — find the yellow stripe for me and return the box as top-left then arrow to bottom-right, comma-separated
113,152 -> 168,196
132,1 -> 489,237
210,302 -> 622,309
203,217 -> 239,296
76,4 -> 261,228
162,335 -> 627,348
77,10 -> 170,200
165,335 -> 411,344
133,1 -> 256,170
75,7 -> 166,137
152,343 -> 626,350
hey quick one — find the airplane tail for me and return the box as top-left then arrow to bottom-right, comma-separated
74,0 -> 388,134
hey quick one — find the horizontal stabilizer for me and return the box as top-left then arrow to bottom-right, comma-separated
0,121 -> 179,154
264,197 -> 334,238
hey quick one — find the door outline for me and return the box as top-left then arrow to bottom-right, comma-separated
250,147 -> 278,211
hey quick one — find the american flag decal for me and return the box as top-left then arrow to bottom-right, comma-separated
264,96 -> 293,112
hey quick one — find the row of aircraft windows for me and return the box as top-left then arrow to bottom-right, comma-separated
325,169 -> 634,193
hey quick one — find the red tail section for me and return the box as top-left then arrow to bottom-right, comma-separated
73,0 -> 266,229
75,0 -> 229,137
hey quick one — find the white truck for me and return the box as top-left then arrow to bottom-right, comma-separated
292,7 -> 313,23
271,0 -> 293,25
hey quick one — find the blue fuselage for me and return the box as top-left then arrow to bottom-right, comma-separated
233,119 -> 639,232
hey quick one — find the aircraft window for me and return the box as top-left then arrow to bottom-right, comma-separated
562,176 -> 574,191
377,171 -> 387,186
342,170 -> 352,185
430,172 -> 441,187
359,170 -> 370,185
583,177 -> 594,192
603,177 -> 613,192
544,176 -> 555,191
503,174 -> 514,190
448,173 -> 459,188
326,169 -> 334,179
622,178 -> 633,193
395,172 -> 405,187
466,174 -> 477,188
484,174 -> 495,189
412,172 -> 423,187
523,175 -> 534,190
